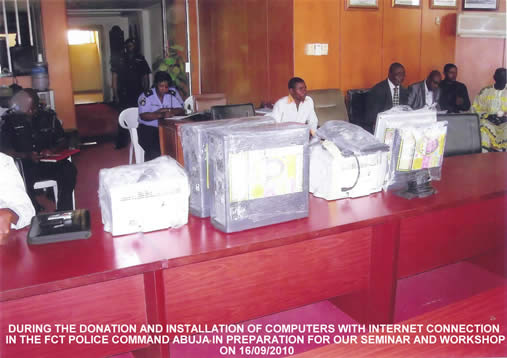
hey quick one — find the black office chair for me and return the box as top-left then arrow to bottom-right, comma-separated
346,89 -> 371,133
437,113 -> 481,157
210,103 -> 255,121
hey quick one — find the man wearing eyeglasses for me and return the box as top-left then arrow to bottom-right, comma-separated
408,70 -> 442,110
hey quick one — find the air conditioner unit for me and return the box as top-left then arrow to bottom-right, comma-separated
457,12 -> 506,38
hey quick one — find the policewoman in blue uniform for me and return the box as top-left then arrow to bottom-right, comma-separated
138,71 -> 184,161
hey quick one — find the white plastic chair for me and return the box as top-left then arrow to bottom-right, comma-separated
33,179 -> 58,206
33,156 -> 76,210
119,107 -> 144,164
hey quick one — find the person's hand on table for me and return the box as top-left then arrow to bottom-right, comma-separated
158,108 -> 178,119
0,208 -> 18,245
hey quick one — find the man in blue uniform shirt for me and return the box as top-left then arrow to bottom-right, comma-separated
138,71 -> 185,161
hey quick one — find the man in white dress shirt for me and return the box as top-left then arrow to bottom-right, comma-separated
0,152 -> 35,244
270,77 -> 318,135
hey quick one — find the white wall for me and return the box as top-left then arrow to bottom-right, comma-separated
67,16 -> 129,102
141,10 -> 153,82
147,3 -> 164,75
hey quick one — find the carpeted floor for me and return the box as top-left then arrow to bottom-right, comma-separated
75,102 -> 120,139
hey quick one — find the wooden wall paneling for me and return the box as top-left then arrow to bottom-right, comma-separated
382,0 -> 422,86
340,5 -> 383,92
293,0 -> 341,91
167,0 -> 188,53
198,0 -> 218,94
188,0 -> 201,95
267,0 -> 294,103
420,6 -> 457,80
167,0 -> 190,97
245,0 -> 269,107
0,276 -> 148,358
197,0 -> 292,104
163,229 -> 371,326
218,1 -> 249,104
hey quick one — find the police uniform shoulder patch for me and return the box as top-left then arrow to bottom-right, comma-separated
144,89 -> 153,97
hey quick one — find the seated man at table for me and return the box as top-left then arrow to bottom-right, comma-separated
138,71 -> 185,161
408,70 -> 442,110
0,89 -> 77,212
472,68 -> 507,118
0,152 -> 35,244
365,62 -> 409,133
438,63 -> 471,113
271,77 -> 318,135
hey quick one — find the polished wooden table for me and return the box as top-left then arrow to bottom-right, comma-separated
293,285 -> 507,358
158,118 -> 191,165
1,153 -> 506,358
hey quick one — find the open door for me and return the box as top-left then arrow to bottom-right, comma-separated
68,29 -> 105,104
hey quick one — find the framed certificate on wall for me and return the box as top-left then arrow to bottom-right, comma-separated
463,0 -> 498,10
430,0 -> 458,9
346,0 -> 378,8
392,0 -> 420,7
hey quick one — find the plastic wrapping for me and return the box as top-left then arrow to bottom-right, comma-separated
374,107 -> 437,154
180,116 -> 275,218
310,140 -> 388,200
98,156 -> 190,236
311,121 -> 389,200
316,120 -> 389,156
208,122 -> 309,233
385,121 -> 448,194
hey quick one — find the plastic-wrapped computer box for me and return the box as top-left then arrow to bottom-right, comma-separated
180,116 -> 275,218
310,121 -> 390,200
208,122 -> 310,233
98,156 -> 190,236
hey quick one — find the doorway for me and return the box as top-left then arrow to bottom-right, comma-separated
68,29 -> 105,104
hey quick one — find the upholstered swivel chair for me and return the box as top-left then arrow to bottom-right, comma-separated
437,113 -> 481,157
193,93 -> 227,112
210,103 -> 255,120
307,89 -> 348,127
346,88 -> 371,133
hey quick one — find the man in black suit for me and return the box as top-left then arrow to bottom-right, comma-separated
438,63 -> 470,113
365,62 -> 409,133
408,70 -> 442,110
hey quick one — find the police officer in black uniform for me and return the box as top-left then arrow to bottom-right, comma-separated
0,89 -> 77,212
112,38 -> 151,149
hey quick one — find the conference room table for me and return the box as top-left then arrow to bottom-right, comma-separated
1,153 -> 506,358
